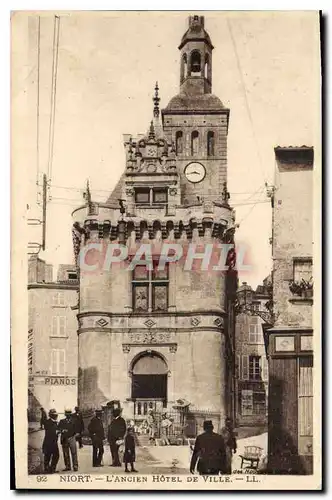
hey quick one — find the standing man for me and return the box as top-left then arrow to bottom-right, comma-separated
88,409 -> 105,467
58,409 -> 79,472
221,417 -> 237,474
73,406 -> 85,449
42,408 -> 60,473
190,420 -> 226,475
107,408 -> 126,467
40,407 -> 47,430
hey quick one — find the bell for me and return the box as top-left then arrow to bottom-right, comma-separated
192,61 -> 201,72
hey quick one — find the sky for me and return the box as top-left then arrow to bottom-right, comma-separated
22,11 -> 320,287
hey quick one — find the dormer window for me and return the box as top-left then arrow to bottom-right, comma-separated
135,188 -> 150,204
135,187 -> 168,206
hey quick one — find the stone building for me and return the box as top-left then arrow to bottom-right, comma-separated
28,255 -> 79,420
72,15 -> 237,431
235,279 -> 270,428
267,146 -> 314,473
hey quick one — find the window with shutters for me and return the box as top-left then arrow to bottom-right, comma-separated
52,291 -> 65,306
249,321 -> 262,344
262,356 -> 269,381
242,355 -> 249,380
51,316 -> 67,337
132,263 -> 169,312
249,355 -> 261,380
298,356 -> 313,455
51,349 -> 65,376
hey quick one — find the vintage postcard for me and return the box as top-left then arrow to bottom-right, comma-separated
11,10 -> 322,490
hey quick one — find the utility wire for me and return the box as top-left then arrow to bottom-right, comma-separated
36,15 -> 41,188
47,15 -> 60,183
227,18 -> 267,184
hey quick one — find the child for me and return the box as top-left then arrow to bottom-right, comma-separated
124,427 -> 138,473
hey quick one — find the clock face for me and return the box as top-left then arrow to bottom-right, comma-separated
184,162 -> 206,183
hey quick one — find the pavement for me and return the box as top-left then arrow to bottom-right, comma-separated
28,429 -> 267,475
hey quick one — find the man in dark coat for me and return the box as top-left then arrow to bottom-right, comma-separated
42,408 -> 60,473
107,408 -> 126,467
73,406 -> 85,449
221,417 -> 237,474
40,407 -> 47,430
88,409 -> 105,467
58,409 -> 79,471
190,420 -> 227,475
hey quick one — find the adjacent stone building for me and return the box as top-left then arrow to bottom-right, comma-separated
72,15 -> 237,431
235,279 -> 270,428
28,256 -> 79,420
267,146 -> 314,473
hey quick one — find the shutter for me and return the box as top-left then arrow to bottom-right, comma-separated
236,355 -> 241,379
242,355 -> 249,380
59,317 -> 66,336
59,292 -> 65,306
59,350 -> 65,376
52,317 -> 58,336
51,350 -> 57,375
262,356 -> 269,381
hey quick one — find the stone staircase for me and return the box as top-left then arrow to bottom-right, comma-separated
136,434 -> 153,447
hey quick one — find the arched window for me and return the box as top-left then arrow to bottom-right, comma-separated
131,352 -> 168,401
207,131 -> 215,156
181,54 -> 188,83
190,51 -> 201,75
191,131 -> 199,155
204,53 -> 209,79
176,131 -> 183,154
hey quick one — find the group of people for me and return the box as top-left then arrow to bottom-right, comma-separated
41,406 -> 138,474
190,418 -> 237,475
41,406 -> 84,474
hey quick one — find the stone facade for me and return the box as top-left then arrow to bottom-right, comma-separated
267,146 -> 314,474
28,257 -> 79,420
72,15 -> 237,431
235,280 -> 270,428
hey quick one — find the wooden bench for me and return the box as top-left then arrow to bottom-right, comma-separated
239,446 -> 263,470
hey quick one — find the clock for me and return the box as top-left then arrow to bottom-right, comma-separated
184,162 -> 206,183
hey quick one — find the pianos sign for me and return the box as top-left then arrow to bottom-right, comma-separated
45,377 -> 76,385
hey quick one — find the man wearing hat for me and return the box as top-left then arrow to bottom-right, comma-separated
190,420 -> 227,475
73,406 -> 85,449
107,408 -> 126,467
42,409 -> 60,473
88,409 -> 105,467
58,409 -> 79,471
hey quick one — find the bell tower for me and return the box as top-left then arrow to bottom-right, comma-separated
162,15 -> 230,207
179,15 -> 213,95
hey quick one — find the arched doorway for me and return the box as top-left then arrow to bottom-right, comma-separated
131,352 -> 168,412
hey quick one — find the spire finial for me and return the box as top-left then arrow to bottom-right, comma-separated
153,81 -> 160,118
149,120 -> 155,140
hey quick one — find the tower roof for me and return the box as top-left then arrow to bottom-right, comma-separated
178,15 -> 213,50
163,92 -> 226,113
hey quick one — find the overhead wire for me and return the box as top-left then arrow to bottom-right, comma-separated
226,17 -> 268,185
47,15 -> 60,183
36,15 -> 41,188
